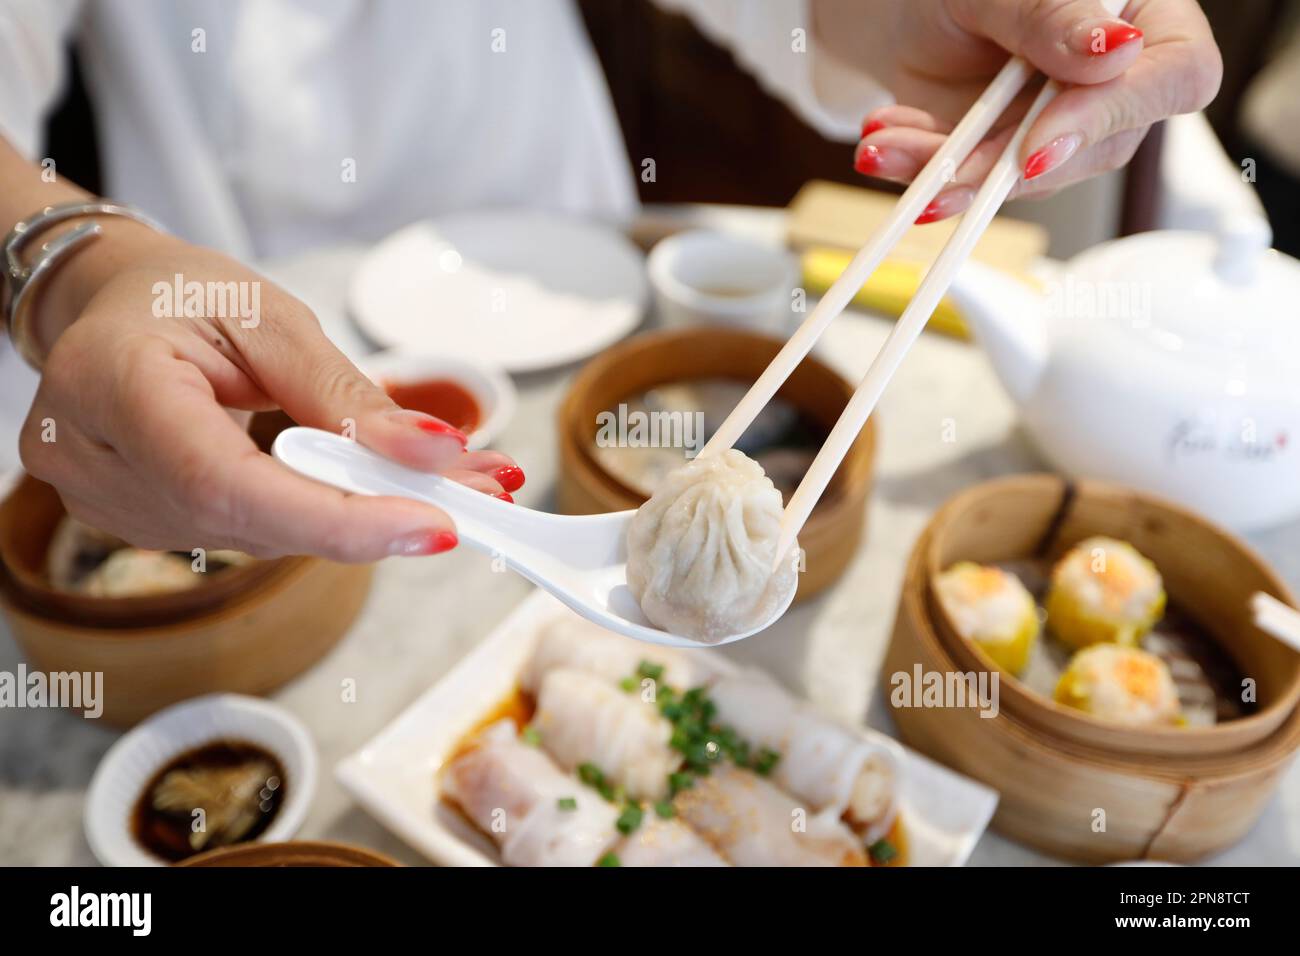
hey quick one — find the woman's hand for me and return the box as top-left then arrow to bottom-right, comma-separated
824,0 -> 1222,221
19,226 -> 523,562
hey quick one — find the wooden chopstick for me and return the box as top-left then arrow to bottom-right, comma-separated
772,76 -> 1068,565
699,55 -> 1037,459
1252,592 -> 1300,653
695,0 -> 1135,567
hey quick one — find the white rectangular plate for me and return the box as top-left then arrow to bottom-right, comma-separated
337,590 -> 999,866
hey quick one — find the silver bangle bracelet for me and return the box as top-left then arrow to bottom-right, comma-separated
1,201 -> 166,370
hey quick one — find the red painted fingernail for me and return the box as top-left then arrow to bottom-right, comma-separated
391,530 -> 458,556
1075,20 -> 1143,56
494,491 -> 514,503
491,464 -> 525,492
1095,23 -> 1142,55
914,188 -> 974,225
1023,133 -> 1082,180
412,415 -> 468,446
854,144 -> 884,175
861,117 -> 885,137
854,142 -> 912,179
915,202 -> 944,225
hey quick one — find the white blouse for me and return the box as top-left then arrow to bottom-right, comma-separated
0,0 -> 886,476
0,0 -> 884,261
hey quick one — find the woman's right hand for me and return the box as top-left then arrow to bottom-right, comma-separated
19,225 -> 524,562
824,0 -> 1222,221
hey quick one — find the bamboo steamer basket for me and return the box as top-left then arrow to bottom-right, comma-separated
557,327 -> 875,601
0,446 -> 374,726
925,475 -> 1300,755
884,474 -> 1300,862
0,478 -> 287,627
1,555 -> 371,727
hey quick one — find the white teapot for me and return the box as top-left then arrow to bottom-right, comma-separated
948,217 -> 1300,530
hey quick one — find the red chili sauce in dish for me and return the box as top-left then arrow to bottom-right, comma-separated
384,379 -> 482,434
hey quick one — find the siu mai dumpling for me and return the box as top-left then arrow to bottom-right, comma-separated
934,562 -> 1040,674
1045,537 -> 1166,649
1054,644 -> 1182,728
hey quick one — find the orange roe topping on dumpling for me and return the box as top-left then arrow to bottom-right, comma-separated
1091,556 -> 1138,613
967,566 -> 1007,596
1114,653 -> 1164,702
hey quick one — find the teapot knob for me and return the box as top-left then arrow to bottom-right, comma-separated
1213,212 -> 1272,285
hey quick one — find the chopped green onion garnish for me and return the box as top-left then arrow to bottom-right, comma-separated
637,660 -> 665,682
616,803 -> 644,835
685,744 -> 716,772
752,747 -> 781,777
557,796 -> 578,811
654,800 -> 675,819
668,772 -> 695,796
868,839 -> 898,864
619,676 -> 638,693
578,762 -> 604,787
520,725 -> 541,746
597,852 -> 621,867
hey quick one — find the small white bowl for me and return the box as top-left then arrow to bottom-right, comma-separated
361,350 -> 517,450
84,694 -> 317,867
647,230 -> 799,336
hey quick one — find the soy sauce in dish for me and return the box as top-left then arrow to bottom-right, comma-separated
131,739 -> 286,863
385,378 -> 482,434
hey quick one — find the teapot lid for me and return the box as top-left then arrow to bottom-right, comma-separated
1062,218 -> 1300,363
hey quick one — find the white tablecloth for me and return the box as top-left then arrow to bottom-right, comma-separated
2,229 -> 1298,867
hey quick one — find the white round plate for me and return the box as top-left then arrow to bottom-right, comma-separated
359,349 -> 517,450
348,211 -> 647,372
84,694 -> 317,867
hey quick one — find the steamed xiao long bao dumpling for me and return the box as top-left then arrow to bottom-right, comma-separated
934,562 -> 1040,674
625,449 -> 797,643
1053,644 -> 1182,728
1045,537 -> 1166,649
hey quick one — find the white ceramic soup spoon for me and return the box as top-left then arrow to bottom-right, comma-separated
271,427 -> 794,647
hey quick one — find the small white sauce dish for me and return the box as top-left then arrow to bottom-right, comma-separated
360,349 -> 517,450
84,694 -> 317,867
647,230 -> 799,336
